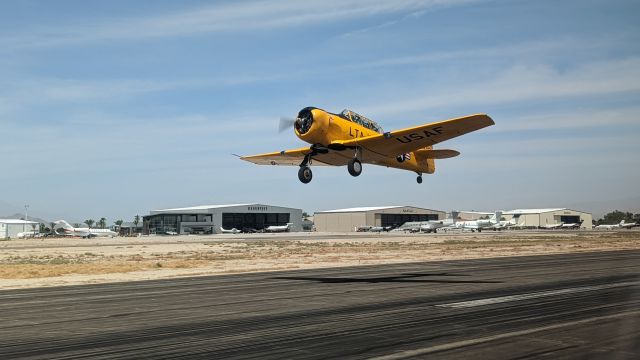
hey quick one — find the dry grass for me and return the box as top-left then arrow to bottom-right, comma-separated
0,231 -> 638,284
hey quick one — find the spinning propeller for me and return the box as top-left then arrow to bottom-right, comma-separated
278,116 -> 297,133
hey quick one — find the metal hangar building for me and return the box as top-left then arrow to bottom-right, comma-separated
314,206 -> 446,232
503,208 -> 593,229
144,204 -> 303,234
0,219 -> 40,239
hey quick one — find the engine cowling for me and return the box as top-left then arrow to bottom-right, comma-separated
295,107 -> 314,135
294,107 -> 330,145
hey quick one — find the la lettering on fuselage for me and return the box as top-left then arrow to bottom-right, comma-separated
395,126 -> 444,144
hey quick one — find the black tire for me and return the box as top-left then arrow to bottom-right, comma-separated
417,176 -> 423,184
348,158 -> 362,177
298,166 -> 312,184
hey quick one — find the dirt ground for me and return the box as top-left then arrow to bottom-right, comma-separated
1,230 -> 638,290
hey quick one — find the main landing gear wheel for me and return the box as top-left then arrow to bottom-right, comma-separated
416,175 -> 423,184
298,166 -> 313,184
348,158 -> 362,177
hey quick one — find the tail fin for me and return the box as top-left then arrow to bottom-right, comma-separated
54,220 -> 74,230
620,220 -> 625,225
491,211 -> 503,222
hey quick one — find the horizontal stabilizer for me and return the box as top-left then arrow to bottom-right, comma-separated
416,149 -> 460,159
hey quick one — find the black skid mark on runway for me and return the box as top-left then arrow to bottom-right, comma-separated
272,272 -> 501,284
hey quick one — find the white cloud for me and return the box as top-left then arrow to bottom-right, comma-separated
354,37 -> 596,68
0,72 -> 286,107
366,57 -> 640,116
1,0 -> 482,49
492,106 -> 640,132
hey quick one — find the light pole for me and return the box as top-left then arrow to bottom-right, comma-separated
24,204 -> 29,234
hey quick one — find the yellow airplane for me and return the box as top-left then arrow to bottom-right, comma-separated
240,107 -> 494,184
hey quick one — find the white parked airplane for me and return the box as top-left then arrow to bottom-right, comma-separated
16,231 -> 42,238
542,222 -> 564,229
489,218 -> 520,230
265,223 -> 293,233
395,219 -> 454,233
595,220 -> 637,230
369,226 -> 393,232
54,220 -> 117,238
561,221 -> 583,229
219,226 -> 241,234
452,212 -> 504,232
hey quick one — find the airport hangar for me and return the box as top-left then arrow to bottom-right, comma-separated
0,219 -> 39,239
143,204 -> 303,234
503,208 -> 593,229
314,206 -> 446,232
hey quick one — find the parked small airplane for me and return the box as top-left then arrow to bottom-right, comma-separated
368,226 -> 394,232
54,220 -> 117,238
395,219 -> 453,233
561,221 -> 583,229
16,230 -> 42,238
489,218 -> 519,231
541,222 -> 564,229
219,226 -> 241,234
452,212 -> 504,232
595,220 -> 637,230
265,223 -> 293,232
241,107 -> 494,183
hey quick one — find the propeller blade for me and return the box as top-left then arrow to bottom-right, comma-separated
279,117 -> 296,133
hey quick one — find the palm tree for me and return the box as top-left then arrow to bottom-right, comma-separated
114,219 -> 124,234
98,217 -> 107,229
84,219 -> 95,229
133,215 -> 140,235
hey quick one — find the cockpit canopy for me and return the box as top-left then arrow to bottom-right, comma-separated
340,109 -> 383,134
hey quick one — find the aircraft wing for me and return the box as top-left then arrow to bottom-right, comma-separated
240,147 -> 351,166
332,114 -> 494,157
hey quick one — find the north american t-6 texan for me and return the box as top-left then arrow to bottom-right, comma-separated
240,107 -> 494,184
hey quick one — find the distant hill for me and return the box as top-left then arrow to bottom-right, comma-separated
0,213 -> 50,225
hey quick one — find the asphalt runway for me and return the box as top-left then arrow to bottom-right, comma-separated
1,250 -> 638,359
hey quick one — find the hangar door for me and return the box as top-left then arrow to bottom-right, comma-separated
223,213 -> 290,230
560,215 -> 580,223
381,214 -> 438,227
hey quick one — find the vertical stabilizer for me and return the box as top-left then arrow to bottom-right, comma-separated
54,220 -> 74,230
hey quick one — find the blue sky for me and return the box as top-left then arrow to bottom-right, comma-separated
1,0 -> 639,223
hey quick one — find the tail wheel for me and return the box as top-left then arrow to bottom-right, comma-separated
348,158 -> 362,177
298,166 -> 312,184
417,175 -> 423,184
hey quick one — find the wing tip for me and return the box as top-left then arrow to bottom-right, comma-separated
473,113 -> 495,126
